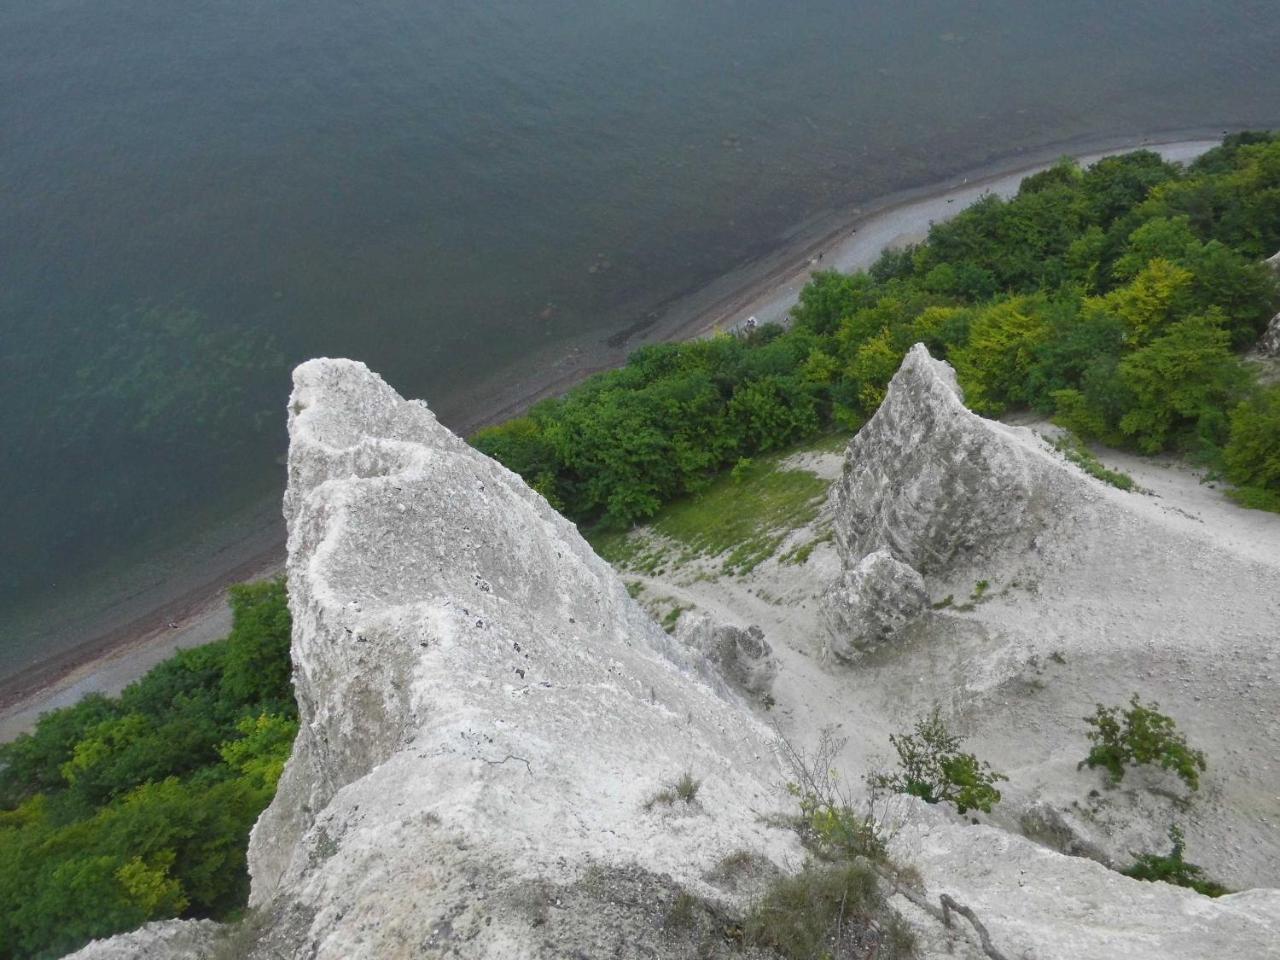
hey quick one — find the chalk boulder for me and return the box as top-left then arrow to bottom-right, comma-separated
1258,311 -> 1280,358
676,614 -> 778,700
821,549 -> 928,659
829,344 -> 1088,576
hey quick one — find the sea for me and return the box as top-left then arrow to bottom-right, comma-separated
2,0 -> 1278,680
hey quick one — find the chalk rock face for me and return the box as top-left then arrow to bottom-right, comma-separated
821,549 -> 927,659
675,614 -> 778,700
63,920 -> 221,960
237,359 -> 795,958
1258,311 -> 1280,358
1260,250 -> 1280,356
893,805 -> 1280,960
830,344 -> 1086,575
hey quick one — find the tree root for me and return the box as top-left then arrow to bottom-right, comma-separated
870,864 -> 1011,960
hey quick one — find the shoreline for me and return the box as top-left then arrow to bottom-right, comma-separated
0,127 -> 1227,741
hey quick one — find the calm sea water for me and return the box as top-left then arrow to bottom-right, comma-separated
2,0 -> 1278,677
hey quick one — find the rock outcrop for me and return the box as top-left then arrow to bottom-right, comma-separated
240,359 -> 796,958
890,802 -> 1280,960
675,614 -> 778,700
821,344 -> 1093,659
828,344 -> 1088,577
1259,250 -> 1280,357
1259,311 -> 1280,358
70,352 -> 1280,960
821,549 -> 927,659
66,920 -> 221,960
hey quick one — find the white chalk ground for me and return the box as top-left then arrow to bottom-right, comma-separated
622,429 -> 1280,896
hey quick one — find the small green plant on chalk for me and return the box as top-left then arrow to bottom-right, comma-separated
1122,825 -> 1229,897
644,770 -> 701,810
869,708 -> 1007,814
1080,694 -> 1206,790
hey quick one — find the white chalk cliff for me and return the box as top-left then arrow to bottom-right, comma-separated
70,352 -> 1280,959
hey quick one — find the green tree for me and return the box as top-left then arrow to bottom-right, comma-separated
1115,311 -> 1249,453
1223,384 -> 1280,510
951,297 -> 1050,414
221,579 -> 294,712
846,328 -> 905,412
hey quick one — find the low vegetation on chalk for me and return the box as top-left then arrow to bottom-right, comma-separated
590,450 -> 831,575
476,133 -> 1280,527
744,862 -> 916,960
754,729 -> 917,960
0,581 -> 296,959
1123,825 -> 1230,897
660,602 -> 693,633
644,771 -> 702,811
1080,694 -> 1207,790
1051,432 -> 1137,491
869,708 -> 1007,815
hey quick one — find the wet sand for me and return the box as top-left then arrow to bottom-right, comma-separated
0,132 -> 1219,742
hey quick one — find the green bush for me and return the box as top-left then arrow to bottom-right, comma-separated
1079,695 -> 1206,790
1224,384 -> 1280,510
869,708 -> 1007,814
0,579 -> 296,959
744,863 -> 915,960
762,730 -> 917,959
1123,826 -> 1229,897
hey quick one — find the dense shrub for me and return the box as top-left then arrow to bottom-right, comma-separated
0,579 -> 296,959
1079,694 -> 1206,790
1223,384 -> 1280,511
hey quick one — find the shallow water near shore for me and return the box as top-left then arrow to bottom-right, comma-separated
2,0 -> 1279,680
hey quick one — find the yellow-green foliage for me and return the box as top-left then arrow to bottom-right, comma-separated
952,296 -> 1049,413
1224,385 -> 1280,511
847,328 -> 905,410
1103,258 -> 1195,343
0,580 -> 296,959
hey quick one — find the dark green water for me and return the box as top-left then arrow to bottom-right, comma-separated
2,0 -> 1278,678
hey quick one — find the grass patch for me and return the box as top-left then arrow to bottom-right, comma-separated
780,528 -> 835,566
589,528 -> 671,572
648,458 -> 828,575
1051,432 -> 1136,491
1226,484 -> 1280,513
660,603 -> 693,633
804,429 -> 857,454
644,771 -> 702,811
744,862 -> 915,959
587,441 -> 832,576
655,460 -> 828,574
